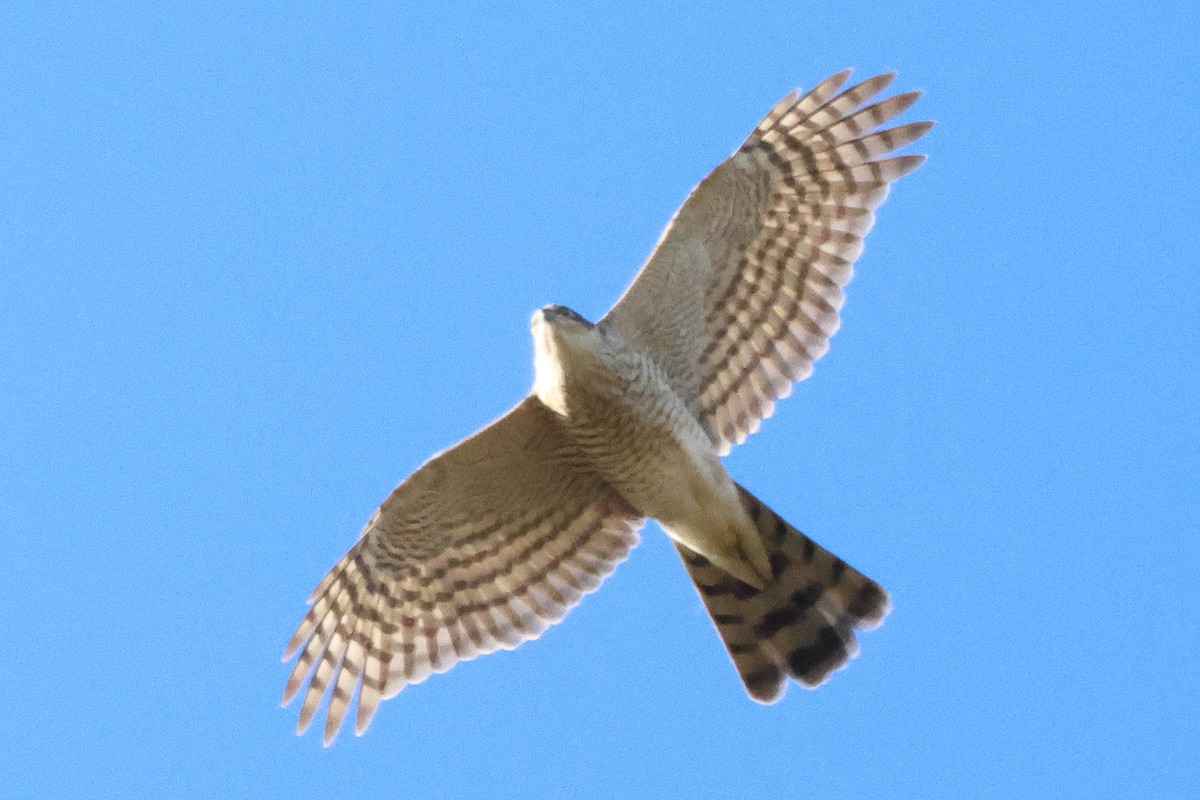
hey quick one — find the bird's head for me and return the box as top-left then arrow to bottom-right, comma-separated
530,304 -> 599,354
530,305 -> 606,414
532,304 -> 595,331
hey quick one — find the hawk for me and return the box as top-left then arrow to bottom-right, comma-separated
283,69 -> 931,744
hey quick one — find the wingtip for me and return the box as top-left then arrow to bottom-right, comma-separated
296,691 -> 320,736
803,69 -> 854,101
869,71 -> 898,90
324,700 -> 350,746
322,725 -> 340,748
355,696 -> 380,737
890,121 -> 936,154
281,674 -> 303,707
888,90 -> 924,117
890,153 -> 928,179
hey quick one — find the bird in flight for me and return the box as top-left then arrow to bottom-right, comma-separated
283,69 -> 932,745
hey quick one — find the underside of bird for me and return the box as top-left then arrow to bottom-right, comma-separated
282,68 -> 928,745
533,299 -> 891,700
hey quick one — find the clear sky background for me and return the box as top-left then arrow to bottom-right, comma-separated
3,2 -> 1197,798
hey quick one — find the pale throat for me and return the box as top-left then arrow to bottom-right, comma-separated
531,318 -> 570,416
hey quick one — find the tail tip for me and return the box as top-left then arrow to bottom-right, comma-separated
847,581 -> 891,630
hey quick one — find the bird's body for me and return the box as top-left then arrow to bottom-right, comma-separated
532,306 -> 771,587
283,70 -> 932,744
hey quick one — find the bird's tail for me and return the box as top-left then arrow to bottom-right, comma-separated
675,484 -> 889,702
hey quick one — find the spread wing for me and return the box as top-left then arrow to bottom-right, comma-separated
601,70 -> 932,453
282,396 -> 643,745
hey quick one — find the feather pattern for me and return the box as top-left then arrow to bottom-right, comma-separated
284,70 -> 927,742
603,70 -> 931,453
676,485 -> 889,701
282,398 -> 643,744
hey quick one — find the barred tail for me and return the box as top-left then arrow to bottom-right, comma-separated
675,485 -> 889,702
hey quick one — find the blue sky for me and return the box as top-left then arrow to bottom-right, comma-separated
3,2 -> 1197,798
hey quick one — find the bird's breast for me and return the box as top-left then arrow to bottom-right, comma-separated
553,348 -> 725,521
